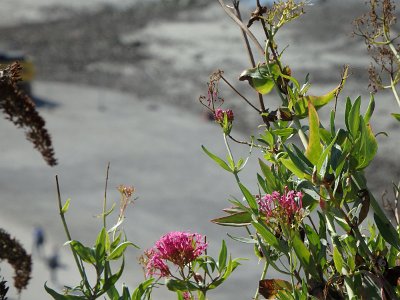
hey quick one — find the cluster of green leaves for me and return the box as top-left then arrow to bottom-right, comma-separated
203,0 -> 400,299
45,194 -> 138,300
48,178 -> 243,300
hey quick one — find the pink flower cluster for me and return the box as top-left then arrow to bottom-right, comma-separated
257,188 -> 303,225
214,108 -> 234,123
145,231 -> 208,278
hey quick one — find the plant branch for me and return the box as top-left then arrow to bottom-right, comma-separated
220,74 -> 261,113
56,176 -> 92,296
218,0 -> 264,56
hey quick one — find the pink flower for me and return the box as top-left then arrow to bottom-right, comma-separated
182,291 -> 193,300
145,231 -> 207,278
214,108 -> 234,123
257,187 -> 303,225
144,248 -> 170,277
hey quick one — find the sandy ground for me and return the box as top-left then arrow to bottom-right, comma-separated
0,0 -> 400,299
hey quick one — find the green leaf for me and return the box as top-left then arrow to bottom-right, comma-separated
218,240 -> 227,271
165,279 -> 198,292
102,259 -> 125,292
202,145 -> 233,173
259,159 -> 277,193
45,283 -> 86,300
65,240 -> 96,264
132,278 -> 154,300
374,213 -> 400,251
305,67 -> 347,110
257,174 -> 268,193
333,246 -> 345,275
356,119 -> 378,170
252,221 -> 288,253
284,145 -> 313,175
330,110 -> 336,136
106,286 -> 120,300
304,224 -> 320,254
95,227 -> 107,261
211,212 -> 252,227
226,233 -> 257,244
239,183 -> 258,213
271,128 -> 296,140
391,113 -> 400,121
259,130 -> 274,147
316,131 -> 339,174
347,96 -> 361,138
61,198 -> 71,214
107,241 -> 138,261
110,232 -> 122,251
280,156 -> 309,179
294,72 -> 347,119
292,234 -> 319,279
305,101 -> 323,165
121,285 -> 131,300
364,94 -> 375,123
239,63 -> 280,95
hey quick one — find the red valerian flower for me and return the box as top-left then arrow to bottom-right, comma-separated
257,187 -> 303,227
145,231 -> 207,278
214,108 -> 234,123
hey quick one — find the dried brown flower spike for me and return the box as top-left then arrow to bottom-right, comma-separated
0,229 -> 32,293
0,62 -> 57,166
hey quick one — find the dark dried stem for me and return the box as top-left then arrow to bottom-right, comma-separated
218,0 -> 264,56
220,74 -> 261,113
232,1 -> 269,122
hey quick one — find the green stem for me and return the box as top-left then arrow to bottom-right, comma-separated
103,163 -> 110,229
55,176 -> 93,296
103,163 -> 110,281
293,118 -> 309,149
223,133 -> 240,183
390,77 -> 400,109
253,260 -> 269,300
288,248 -> 296,297
386,33 -> 400,63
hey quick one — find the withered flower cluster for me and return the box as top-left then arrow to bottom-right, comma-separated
0,62 -> 57,166
0,276 -> 8,300
354,0 -> 400,92
0,229 -> 32,293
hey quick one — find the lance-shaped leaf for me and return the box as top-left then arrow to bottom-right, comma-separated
294,69 -> 347,119
211,211 -> 252,227
364,94 -> 375,123
374,213 -> 400,251
165,279 -> 198,292
45,283 -> 86,300
306,66 -> 347,109
202,145 -> 233,173
132,278 -> 155,300
356,119 -> 378,170
280,156 -> 310,180
239,63 -> 280,95
107,241 -> 138,261
305,101 -> 323,165
292,233 -> 320,279
347,96 -> 361,138
239,182 -> 258,213
64,240 -> 95,264
252,221 -> 288,253
392,113 -> 400,122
